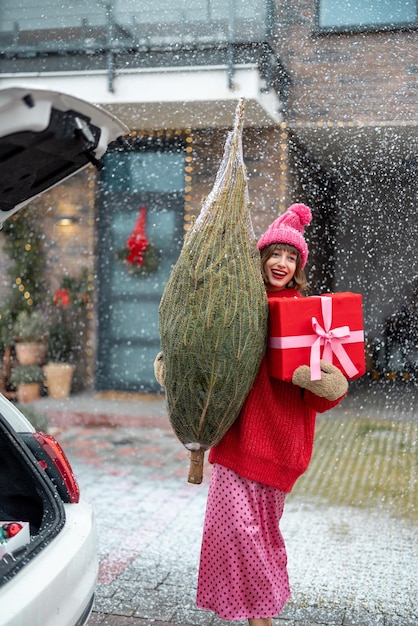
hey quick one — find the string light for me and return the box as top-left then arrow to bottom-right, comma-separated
183,130 -> 194,232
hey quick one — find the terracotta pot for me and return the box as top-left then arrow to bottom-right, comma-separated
16,382 -> 42,404
15,342 -> 47,366
43,362 -> 75,399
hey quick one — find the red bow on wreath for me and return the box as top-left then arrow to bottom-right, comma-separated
126,206 -> 149,266
117,206 -> 159,274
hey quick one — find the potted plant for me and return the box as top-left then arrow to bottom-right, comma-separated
13,309 -> 47,366
43,271 -> 90,398
10,364 -> 45,404
43,323 -> 75,400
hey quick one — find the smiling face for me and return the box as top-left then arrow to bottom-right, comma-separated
262,245 -> 298,291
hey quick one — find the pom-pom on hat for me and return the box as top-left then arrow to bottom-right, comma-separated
257,203 -> 312,268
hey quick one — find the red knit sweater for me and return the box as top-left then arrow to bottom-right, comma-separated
209,288 -> 344,493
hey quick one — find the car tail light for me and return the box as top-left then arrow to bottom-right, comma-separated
32,432 -> 80,503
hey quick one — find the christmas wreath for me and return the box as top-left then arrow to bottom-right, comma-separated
117,206 -> 159,275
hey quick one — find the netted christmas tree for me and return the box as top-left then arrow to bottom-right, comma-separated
159,99 -> 268,483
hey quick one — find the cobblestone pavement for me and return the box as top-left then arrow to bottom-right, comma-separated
31,377 -> 418,626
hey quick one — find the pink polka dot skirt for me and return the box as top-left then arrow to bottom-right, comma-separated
196,464 -> 290,620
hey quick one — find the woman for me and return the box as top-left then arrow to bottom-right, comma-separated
196,203 -> 348,626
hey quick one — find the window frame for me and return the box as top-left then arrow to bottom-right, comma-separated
315,0 -> 418,34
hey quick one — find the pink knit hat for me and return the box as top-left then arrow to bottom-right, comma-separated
257,203 -> 312,268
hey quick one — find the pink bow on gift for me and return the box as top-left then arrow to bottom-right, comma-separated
310,296 -> 360,381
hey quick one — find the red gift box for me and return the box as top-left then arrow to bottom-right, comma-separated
267,292 -> 366,382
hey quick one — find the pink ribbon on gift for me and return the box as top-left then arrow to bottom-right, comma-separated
268,295 -> 364,381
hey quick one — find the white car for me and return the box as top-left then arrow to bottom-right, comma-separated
0,396 -> 97,626
0,87 -> 128,625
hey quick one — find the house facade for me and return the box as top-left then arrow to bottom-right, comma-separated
0,1 -> 417,391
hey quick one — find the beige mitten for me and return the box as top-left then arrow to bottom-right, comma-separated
154,351 -> 165,387
292,359 -> 348,401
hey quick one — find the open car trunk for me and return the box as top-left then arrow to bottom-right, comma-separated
0,415 -> 64,585
0,86 -> 129,224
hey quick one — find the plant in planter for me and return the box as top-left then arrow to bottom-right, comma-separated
43,270 -> 91,398
43,314 -> 75,400
47,323 -> 73,364
13,309 -> 47,365
10,365 -> 45,404
1,208 -> 48,384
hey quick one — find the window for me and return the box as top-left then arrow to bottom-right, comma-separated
318,0 -> 417,31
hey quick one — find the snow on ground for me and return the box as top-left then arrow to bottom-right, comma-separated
281,499 -> 418,619
60,416 -> 418,622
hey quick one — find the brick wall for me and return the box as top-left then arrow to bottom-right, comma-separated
274,1 -> 418,122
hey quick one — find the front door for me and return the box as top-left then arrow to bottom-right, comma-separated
96,147 -> 184,392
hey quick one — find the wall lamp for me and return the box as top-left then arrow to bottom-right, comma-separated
56,215 -> 77,226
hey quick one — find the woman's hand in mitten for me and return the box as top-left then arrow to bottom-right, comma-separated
154,351 -> 165,387
292,360 -> 348,401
